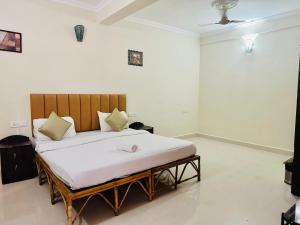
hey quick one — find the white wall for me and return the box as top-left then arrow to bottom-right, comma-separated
0,0 -> 200,139
3,0 -> 297,152
199,14 -> 300,151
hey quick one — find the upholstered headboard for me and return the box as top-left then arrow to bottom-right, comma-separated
30,94 -> 126,132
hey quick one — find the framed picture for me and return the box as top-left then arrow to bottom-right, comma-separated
0,29 -> 22,53
128,50 -> 143,67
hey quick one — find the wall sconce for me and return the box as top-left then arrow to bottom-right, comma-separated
74,25 -> 84,42
242,33 -> 258,53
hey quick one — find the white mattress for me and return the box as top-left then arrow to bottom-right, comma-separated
34,129 -> 196,190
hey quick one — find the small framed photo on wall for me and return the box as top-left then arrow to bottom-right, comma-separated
128,50 -> 143,67
0,29 -> 22,53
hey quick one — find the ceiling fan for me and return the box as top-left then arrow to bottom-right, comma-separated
199,0 -> 247,27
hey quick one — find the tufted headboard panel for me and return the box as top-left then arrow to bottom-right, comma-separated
30,94 -> 126,132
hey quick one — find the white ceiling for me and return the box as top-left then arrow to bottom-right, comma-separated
52,0 -> 300,36
131,0 -> 300,35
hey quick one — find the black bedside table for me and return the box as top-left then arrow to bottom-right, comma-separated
0,135 -> 37,184
281,205 -> 300,225
129,123 -> 154,134
140,125 -> 154,134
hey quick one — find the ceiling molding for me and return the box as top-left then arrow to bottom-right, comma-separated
95,0 -> 114,11
125,17 -> 200,37
51,0 -> 114,12
201,23 -> 300,46
51,0 -> 98,11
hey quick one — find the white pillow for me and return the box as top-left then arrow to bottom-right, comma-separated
33,116 -> 76,141
98,111 -> 129,132
121,111 -> 129,128
97,111 -> 112,132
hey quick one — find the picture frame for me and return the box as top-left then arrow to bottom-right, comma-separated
128,50 -> 143,67
0,29 -> 22,53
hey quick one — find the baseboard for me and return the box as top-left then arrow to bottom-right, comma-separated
174,133 -> 200,139
174,132 -> 293,156
196,132 -> 293,156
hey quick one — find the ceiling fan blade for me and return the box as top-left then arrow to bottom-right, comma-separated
198,22 -> 219,27
229,20 -> 246,23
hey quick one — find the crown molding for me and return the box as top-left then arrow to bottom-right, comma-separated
51,0 -> 113,12
95,0 -> 114,11
51,0 -> 124,12
51,0 -> 98,11
51,0 -> 150,13
200,23 -> 300,46
125,17 -> 200,37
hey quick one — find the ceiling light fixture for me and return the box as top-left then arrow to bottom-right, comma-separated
242,33 -> 258,53
211,0 -> 239,10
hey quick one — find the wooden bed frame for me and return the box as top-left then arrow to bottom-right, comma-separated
36,154 -> 152,224
31,94 -> 201,225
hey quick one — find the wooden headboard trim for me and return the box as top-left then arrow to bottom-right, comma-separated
30,94 -> 126,132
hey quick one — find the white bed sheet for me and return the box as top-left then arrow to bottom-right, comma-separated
35,129 -> 196,190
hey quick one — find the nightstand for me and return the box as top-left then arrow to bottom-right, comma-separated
140,125 -> 154,134
281,204 -> 300,225
0,135 -> 37,184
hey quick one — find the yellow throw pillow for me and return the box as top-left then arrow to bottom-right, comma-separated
38,112 -> 72,141
105,108 -> 128,131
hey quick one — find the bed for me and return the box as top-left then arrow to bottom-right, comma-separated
31,94 -> 200,225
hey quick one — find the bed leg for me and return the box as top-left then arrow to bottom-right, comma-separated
197,157 -> 201,182
114,187 -> 119,216
67,201 -> 73,225
148,175 -> 152,201
49,180 -> 55,205
36,160 -> 44,186
151,171 -> 155,198
36,160 -> 41,185
175,166 -> 178,189
38,172 -> 43,185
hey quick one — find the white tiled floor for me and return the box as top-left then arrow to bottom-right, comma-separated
0,137 -> 297,225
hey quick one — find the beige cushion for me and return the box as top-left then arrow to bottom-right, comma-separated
33,117 -> 76,141
38,112 -> 72,141
105,108 -> 128,131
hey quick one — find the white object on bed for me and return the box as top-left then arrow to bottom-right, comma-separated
117,142 -> 139,153
35,129 -> 196,190
33,117 -> 76,141
98,111 -> 129,132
